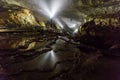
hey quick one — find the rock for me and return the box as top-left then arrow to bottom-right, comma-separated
77,19 -> 120,51
0,4 -> 57,51
0,5 -> 41,29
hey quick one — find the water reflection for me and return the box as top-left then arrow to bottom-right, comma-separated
38,50 -> 57,68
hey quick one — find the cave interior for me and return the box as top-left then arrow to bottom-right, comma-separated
0,0 -> 120,80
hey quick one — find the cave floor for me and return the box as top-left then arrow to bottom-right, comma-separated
0,34 -> 120,80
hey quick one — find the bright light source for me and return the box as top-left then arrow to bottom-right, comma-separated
72,24 -> 76,27
61,17 -> 81,29
50,0 -> 63,18
27,0 -> 69,30
73,28 -> 78,34
38,0 -> 68,19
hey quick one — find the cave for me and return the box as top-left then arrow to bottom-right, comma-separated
0,0 -> 120,80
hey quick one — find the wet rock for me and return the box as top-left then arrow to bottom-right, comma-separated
0,5 -> 41,29
76,19 -> 120,56
0,4 -> 59,51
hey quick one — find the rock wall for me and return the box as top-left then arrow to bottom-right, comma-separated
0,5 -> 41,29
0,4 -> 56,51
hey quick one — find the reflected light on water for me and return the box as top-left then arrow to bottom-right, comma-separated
39,50 -> 57,67
49,50 -> 55,59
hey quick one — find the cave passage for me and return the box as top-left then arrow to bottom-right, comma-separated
0,0 -> 120,80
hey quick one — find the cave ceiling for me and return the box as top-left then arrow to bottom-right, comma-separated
0,0 -> 120,21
